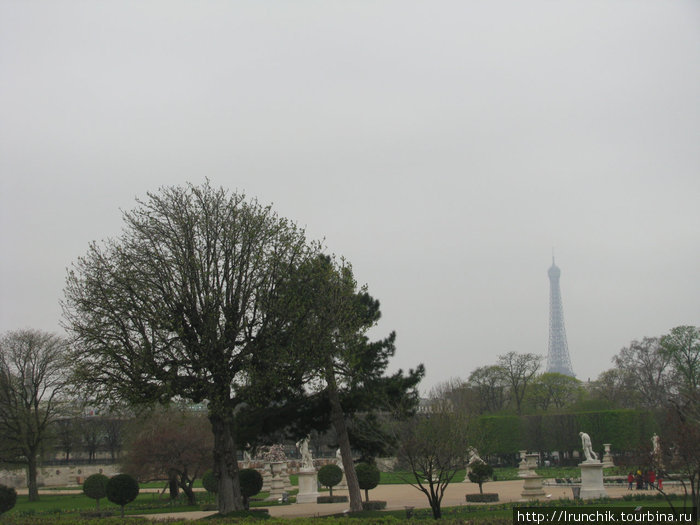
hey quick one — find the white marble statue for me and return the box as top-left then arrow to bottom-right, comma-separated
468,447 -> 485,465
335,448 -> 344,470
579,432 -> 598,462
652,433 -> 661,455
296,435 -> 314,470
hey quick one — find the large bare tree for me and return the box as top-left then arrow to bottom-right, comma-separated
62,182 -> 317,513
0,329 -> 70,501
613,337 -> 672,408
497,352 -> 542,415
467,365 -> 509,414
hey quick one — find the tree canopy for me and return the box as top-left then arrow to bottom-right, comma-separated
63,182 -> 319,513
268,254 -> 424,510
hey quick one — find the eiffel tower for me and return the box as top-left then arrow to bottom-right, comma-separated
546,257 -> 575,377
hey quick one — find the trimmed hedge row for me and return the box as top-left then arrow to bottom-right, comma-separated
466,493 -> 499,502
478,409 -> 660,455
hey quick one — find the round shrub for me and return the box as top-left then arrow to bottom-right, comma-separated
355,463 -> 380,502
239,468 -> 263,509
318,464 -> 343,497
106,474 -> 139,517
467,462 -> 494,494
202,470 -> 218,494
0,485 -> 17,515
83,474 -> 109,510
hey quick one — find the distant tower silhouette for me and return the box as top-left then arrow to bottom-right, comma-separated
547,258 -> 575,377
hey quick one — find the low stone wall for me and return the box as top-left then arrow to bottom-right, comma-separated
0,464 -> 120,489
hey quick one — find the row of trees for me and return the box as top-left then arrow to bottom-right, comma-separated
443,325 -> 698,419
1,182 -> 424,513
447,352 -> 582,416
423,326 -> 699,513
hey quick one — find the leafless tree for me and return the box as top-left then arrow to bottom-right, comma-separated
497,352 -> 542,415
393,385 -> 471,519
122,408 -> 212,505
467,365 -> 509,414
613,337 -> 672,408
0,329 -> 70,501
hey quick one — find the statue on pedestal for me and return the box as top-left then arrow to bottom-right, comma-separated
579,432 -> 598,463
296,435 -> 314,471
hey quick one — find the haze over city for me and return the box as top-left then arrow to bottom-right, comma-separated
1,1 -> 699,393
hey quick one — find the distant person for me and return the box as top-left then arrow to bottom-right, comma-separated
627,472 -> 634,490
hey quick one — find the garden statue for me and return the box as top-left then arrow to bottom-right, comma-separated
579,432 -> 598,462
296,435 -> 314,471
335,448 -> 344,470
468,447 -> 485,465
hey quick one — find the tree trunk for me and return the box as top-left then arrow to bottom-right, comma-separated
429,492 -> 442,519
27,455 -> 39,502
168,474 -> 179,500
325,359 -> 363,512
180,480 -> 196,506
209,413 -> 244,514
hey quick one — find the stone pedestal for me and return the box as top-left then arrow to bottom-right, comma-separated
266,462 -> 286,501
296,469 -> 321,504
518,453 -> 539,477
518,450 -> 529,476
579,461 -> 607,500
262,468 -> 271,493
519,453 -> 544,499
521,475 -> 546,499
602,444 -> 614,468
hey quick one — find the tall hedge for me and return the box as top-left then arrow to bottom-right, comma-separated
477,415 -> 522,454
477,409 -> 659,455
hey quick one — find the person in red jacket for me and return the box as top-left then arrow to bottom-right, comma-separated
627,472 -> 634,490
649,470 -> 656,489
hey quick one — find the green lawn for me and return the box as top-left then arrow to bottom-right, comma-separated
377,466 -> 630,486
7,491 -> 213,518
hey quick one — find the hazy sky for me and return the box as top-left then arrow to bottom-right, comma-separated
1,1 -> 699,393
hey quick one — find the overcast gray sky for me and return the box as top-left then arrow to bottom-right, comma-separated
1,1 -> 699,393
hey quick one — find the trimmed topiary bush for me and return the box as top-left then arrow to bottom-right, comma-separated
82,473 -> 109,511
106,474 -> 139,517
0,485 -> 17,515
317,495 -> 348,503
239,468 -> 263,509
467,462 -> 494,494
202,470 -> 218,494
318,464 -> 343,497
466,492 -> 499,502
362,500 -> 387,510
355,463 -> 381,502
